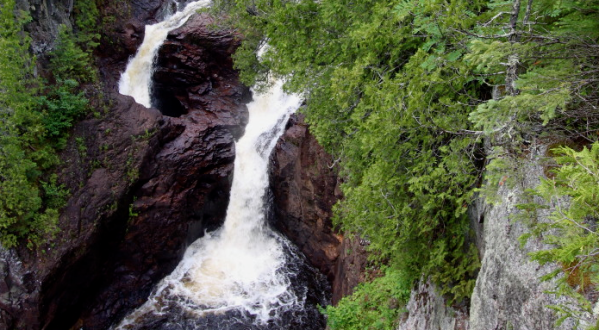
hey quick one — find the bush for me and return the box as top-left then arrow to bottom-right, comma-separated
38,79 -> 88,142
322,269 -> 412,330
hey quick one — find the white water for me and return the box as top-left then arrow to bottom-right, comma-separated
115,2 -> 304,327
118,0 -> 211,107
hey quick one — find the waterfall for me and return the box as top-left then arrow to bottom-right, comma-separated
118,0 -> 210,107
115,2 -> 327,329
116,79 -> 304,329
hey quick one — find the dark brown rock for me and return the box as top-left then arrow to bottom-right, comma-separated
71,15 -> 249,330
331,235 -> 369,304
269,114 -> 343,287
269,114 -> 372,305
152,13 -> 250,135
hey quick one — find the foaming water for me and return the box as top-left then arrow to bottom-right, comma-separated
115,80 -> 307,329
118,0 -> 210,107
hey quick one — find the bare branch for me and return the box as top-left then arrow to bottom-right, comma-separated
482,11 -> 511,27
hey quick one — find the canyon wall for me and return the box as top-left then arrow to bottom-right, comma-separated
269,114 -> 368,304
1,1 -> 350,329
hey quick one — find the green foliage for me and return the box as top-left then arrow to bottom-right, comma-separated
466,0 -> 599,133
0,0 -> 59,248
0,0 -> 99,248
73,0 -> 101,49
38,79 -> 88,140
223,0 -> 599,325
41,175 -> 70,210
49,25 -> 96,83
322,269 -> 411,330
520,142 -> 599,328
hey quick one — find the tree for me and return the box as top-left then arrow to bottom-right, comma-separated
467,0 -> 599,135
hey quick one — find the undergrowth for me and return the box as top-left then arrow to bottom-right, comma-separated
321,268 -> 412,330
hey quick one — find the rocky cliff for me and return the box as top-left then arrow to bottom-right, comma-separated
269,114 -> 368,304
396,142 -> 583,330
0,0 -> 353,328
5,1 -> 583,330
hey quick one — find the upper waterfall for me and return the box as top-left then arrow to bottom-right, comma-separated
118,0 -> 210,107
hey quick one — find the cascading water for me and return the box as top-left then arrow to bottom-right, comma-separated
118,0 -> 210,108
115,2 -> 329,329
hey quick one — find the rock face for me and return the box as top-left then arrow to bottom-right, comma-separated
3,0 -> 366,328
398,279 -> 469,330
269,114 -> 375,304
269,114 -> 343,288
15,0 -> 73,55
396,142 -> 581,330
0,3 -> 249,330
330,235 -> 369,304
467,144 -> 577,330
152,13 -> 249,126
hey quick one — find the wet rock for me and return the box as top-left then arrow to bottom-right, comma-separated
114,237 -> 329,330
269,114 -> 342,288
97,0 -> 191,90
73,15 -> 249,330
152,13 -> 250,138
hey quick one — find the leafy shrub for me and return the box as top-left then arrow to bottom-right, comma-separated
73,0 -> 101,50
49,25 -> 95,83
38,79 -> 88,143
322,269 -> 412,330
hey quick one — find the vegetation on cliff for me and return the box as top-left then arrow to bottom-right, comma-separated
521,143 -> 599,328
1,0 -> 598,327
220,0 -> 599,327
0,0 -> 100,248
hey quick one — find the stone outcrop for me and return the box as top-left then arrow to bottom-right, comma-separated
16,0 -> 73,55
398,279 -> 469,330
467,144 -> 578,330
152,13 -> 250,128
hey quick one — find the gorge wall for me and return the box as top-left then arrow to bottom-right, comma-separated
1,1 -> 352,329
1,1 -> 251,329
